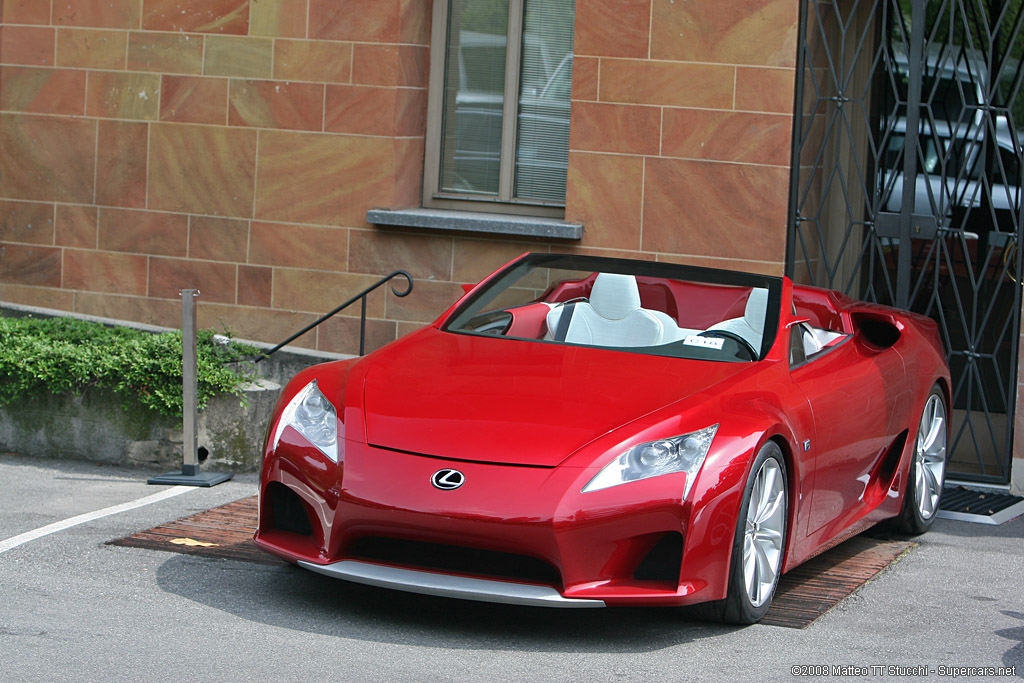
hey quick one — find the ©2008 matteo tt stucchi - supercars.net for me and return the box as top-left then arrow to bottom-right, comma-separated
254,252 -> 950,624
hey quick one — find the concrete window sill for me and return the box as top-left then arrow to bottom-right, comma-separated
367,208 -> 583,240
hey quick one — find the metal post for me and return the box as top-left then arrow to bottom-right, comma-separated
148,289 -> 232,487
182,289 -> 199,476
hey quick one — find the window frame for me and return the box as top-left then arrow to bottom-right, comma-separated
422,0 -> 569,218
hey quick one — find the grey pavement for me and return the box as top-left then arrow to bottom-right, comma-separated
0,453 -> 1020,682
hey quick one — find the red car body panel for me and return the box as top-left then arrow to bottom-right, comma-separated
254,254 -> 950,609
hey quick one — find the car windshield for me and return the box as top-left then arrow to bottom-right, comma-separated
444,254 -> 782,362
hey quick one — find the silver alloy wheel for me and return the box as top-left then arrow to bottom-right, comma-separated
914,394 -> 947,520
742,458 -> 785,608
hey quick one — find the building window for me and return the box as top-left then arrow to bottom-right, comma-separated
424,0 -> 576,216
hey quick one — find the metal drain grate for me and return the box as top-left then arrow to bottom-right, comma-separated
109,497 -> 915,629
938,486 -> 1024,525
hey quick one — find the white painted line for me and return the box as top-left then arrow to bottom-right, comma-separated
0,486 -> 194,555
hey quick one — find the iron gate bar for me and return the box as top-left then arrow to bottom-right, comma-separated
788,0 -> 1024,485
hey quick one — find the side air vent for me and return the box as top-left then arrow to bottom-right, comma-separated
266,482 -> 313,536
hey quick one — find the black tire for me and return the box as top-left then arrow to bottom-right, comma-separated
697,441 -> 788,624
897,386 -> 948,535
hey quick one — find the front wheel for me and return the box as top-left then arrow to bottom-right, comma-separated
897,386 -> 948,535
699,441 -> 788,624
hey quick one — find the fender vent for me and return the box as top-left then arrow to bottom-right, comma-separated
633,532 -> 683,582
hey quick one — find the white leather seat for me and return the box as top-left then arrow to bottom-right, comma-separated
707,287 -> 768,354
546,273 -> 664,347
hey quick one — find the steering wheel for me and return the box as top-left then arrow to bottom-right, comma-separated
698,330 -> 758,361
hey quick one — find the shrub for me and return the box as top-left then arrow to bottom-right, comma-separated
0,316 -> 259,419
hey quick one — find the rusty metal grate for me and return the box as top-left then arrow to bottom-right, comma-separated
109,497 -> 915,628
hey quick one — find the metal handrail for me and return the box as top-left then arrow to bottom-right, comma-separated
256,270 -> 414,361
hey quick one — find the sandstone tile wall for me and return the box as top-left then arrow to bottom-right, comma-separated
0,0 -> 799,355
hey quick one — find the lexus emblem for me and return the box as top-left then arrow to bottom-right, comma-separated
431,469 -> 465,490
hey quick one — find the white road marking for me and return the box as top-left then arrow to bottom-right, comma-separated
0,486 -> 194,555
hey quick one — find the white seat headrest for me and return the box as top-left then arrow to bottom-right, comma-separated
745,288 -> 768,335
589,273 -> 642,321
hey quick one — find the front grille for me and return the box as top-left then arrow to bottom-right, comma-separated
266,482 -> 313,536
347,536 -> 562,588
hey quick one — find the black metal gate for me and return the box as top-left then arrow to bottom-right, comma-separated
788,0 -> 1024,484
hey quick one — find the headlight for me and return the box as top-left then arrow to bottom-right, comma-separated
271,379 -> 339,462
582,424 -> 718,498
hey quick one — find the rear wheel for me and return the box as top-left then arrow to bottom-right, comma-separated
898,387 -> 948,535
699,441 -> 787,624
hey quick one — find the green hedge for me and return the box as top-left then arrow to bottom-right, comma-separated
0,316 -> 259,419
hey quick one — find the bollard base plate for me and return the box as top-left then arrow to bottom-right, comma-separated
148,469 -> 233,487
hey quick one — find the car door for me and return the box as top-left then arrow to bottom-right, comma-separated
790,327 -> 908,538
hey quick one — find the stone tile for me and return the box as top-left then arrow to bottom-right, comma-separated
0,283 -> 74,310
228,79 -> 325,131
394,88 -> 427,136
386,279 -> 464,324
736,66 -> 796,114
248,221 -> 348,271
204,36 -> 273,78
148,123 -> 257,218
149,256 -> 236,303
0,67 -> 87,115
272,267 -> 387,317
55,204 -> 98,248
189,216 -> 249,262
255,131 -> 393,227
237,264 -> 271,307
142,0 -> 249,34
600,60 -> 734,109
569,102 -> 660,155
565,152 -> 643,251
3,0 -> 52,24
310,0 -> 400,42
62,248 -> 148,294
57,29 -> 127,69
396,321 -> 426,339
0,26 -> 55,66
351,44 -> 399,87
0,243 -> 61,286
127,31 -> 204,74
86,71 -> 160,120
96,119 -> 148,208
74,291 -> 181,328
0,200 -> 54,244
0,114 -> 96,203
250,0 -> 308,38
650,0 -> 798,68
571,57 -> 599,102
452,240 -> 546,284
54,0 -> 142,29
316,315 -> 397,355
98,208 -> 188,256
641,157 -> 789,262
324,85 -> 395,136
274,40 -> 352,84
389,137 -> 423,208
398,45 -> 430,88
351,44 -> 428,88
399,0 -> 430,45
196,302 -> 317,348
349,229 -> 452,281
661,109 -> 792,166
575,0 -> 650,58
654,251 -> 784,276
160,75 -> 228,124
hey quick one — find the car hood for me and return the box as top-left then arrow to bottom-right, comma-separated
361,330 -> 748,467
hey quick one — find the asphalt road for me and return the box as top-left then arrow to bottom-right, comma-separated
0,454 -> 1021,682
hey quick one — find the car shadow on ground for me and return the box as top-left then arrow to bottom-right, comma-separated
154,554 -> 735,652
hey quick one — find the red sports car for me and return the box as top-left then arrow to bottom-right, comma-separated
254,253 -> 950,624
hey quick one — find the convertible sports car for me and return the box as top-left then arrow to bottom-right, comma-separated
254,253 -> 950,624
